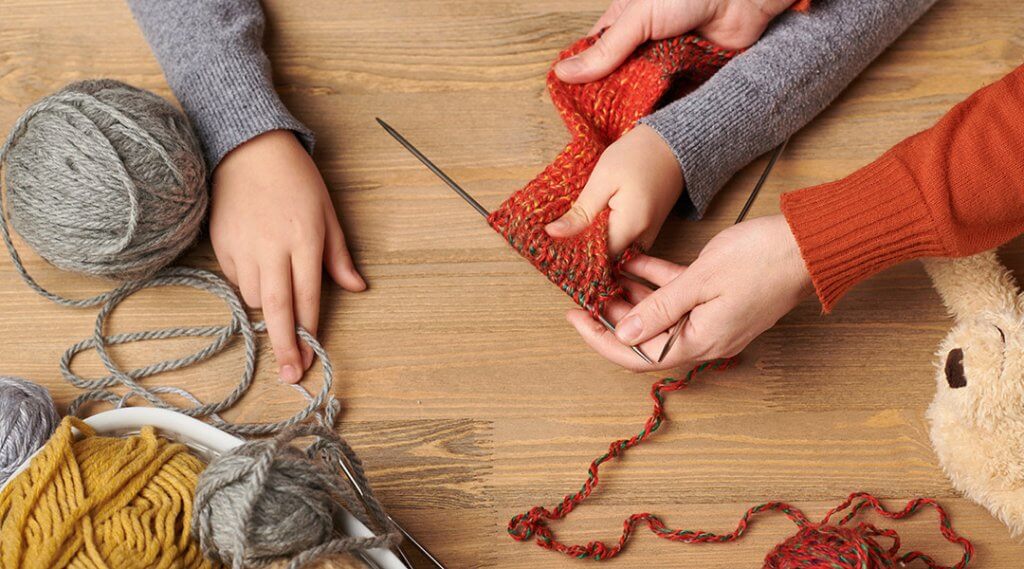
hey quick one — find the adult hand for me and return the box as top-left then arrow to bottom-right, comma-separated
555,0 -> 797,83
567,215 -> 814,371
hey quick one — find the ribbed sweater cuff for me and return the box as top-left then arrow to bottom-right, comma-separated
780,154 -> 948,311
641,75 -> 765,220
174,51 -> 315,169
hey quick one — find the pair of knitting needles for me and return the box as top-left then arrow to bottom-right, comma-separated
378,118 -> 786,368
287,382 -> 444,569
336,458 -> 446,569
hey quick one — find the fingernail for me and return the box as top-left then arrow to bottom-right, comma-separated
617,315 -> 643,343
556,56 -> 583,77
343,266 -> 368,291
546,218 -> 569,233
280,365 -> 300,384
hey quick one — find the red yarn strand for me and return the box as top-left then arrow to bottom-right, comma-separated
507,362 -> 974,567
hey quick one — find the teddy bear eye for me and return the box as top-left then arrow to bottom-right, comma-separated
995,325 -> 1006,343
945,348 -> 966,389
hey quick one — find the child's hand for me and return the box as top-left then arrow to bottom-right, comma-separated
210,130 -> 366,383
567,215 -> 813,371
556,0 -> 796,83
544,124 -> 682,255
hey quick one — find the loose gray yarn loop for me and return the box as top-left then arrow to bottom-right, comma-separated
192,422 -> 401,569
0,79 -> 207,308
116,385 -> 226,423
62,266 -> 335,437
113,368 -> 323,428
0,376 -> 60,485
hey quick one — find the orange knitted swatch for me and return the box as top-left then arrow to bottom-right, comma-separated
486,36 -> 737,316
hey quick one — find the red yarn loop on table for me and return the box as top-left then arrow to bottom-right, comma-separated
508,361 -> 974,567
486,35 -> 737,316
759,493 -> 974,568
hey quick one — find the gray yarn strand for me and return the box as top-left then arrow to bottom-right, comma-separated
62,266 -> 335,438
0,376 -> 60,485
114,383 -> 316,424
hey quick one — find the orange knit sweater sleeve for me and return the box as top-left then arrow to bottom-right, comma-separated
781,63 -> 1024,311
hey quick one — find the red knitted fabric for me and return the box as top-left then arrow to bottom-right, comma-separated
486,36 -> 737,315
507,362 -> 974,566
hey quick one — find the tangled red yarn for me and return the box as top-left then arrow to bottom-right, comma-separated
761,493 -> 973,568
486,35 -> 736,316
507,362 -> 974,567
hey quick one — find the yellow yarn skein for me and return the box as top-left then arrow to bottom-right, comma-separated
0,416 -> 218,569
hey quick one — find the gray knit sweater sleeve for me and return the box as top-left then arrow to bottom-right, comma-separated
641,0 -> 936,219
126,0 -> 314,169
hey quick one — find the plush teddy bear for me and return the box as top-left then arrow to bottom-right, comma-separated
924,250 -> 1024,535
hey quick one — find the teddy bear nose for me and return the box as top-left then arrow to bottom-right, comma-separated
945,348 -> 966,389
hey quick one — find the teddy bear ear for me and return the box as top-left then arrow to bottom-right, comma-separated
923,250 -> 1020,321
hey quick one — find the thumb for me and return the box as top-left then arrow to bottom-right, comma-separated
545,170 -> 616,239
555,0 -> 652,84
615,274 -> 700,346
544,204 -> 596,239
324,211 -> 367,292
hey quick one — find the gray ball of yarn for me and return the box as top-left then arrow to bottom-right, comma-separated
2,79 -> 207,281
192,423 -> 401,569
0,376 -> 60,486
194,443 -> 341,566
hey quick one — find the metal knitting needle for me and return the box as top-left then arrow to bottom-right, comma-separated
336,456 -> 447,569
657,139 -> 789,363
377,118 -> 489,218
392,543 -> 414,568
735,138 -> 788,225
378,118 -> 655,366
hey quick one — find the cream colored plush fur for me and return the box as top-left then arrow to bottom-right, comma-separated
924,250 -> 1024,535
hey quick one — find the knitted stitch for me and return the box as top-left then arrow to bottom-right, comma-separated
486,36 -> 736,315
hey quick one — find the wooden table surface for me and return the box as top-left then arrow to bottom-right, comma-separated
2,1 -> 1024,567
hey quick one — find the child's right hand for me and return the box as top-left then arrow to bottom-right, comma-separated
555,0 -> 797,84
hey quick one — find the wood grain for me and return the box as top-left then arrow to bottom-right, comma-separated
2,0 -> 1024,567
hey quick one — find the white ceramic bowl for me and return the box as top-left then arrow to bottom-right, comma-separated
1,407 -> 403,569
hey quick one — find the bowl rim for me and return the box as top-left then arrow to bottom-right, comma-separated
0,407 -> 404,568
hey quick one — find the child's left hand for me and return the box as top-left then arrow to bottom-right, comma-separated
544,124 -> 682,255
567,215 -> 814,371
